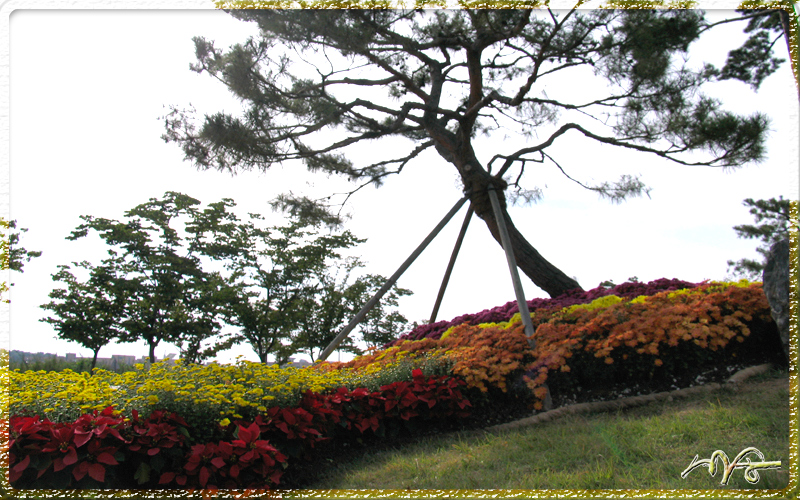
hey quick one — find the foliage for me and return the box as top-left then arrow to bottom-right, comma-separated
8,405 -> 288,490
10,278 -> 783,489
216,217 -> 360,365
294,267 -> 412,361
62,192 -> 238,363
727,196 -> 796,280
388,278 -> 699,345
10,407 -> 131,488
39,262 -> 127,369
214,215 -> 412,364
9,355 -> 123,375
163,9 -> 776,297
715,9 -> 789,90
9,353 -> 453,441
524,281 -> 777,408
1,218 -> 42,302
9,369 -> 469,489
45,192 -> 408,365
1,218 -> 42,273
334,280 -> 778,410
157,421 -> 287,489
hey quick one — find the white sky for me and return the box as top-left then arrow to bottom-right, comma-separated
2,8 -> 798,364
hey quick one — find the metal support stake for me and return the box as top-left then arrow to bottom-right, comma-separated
429,205 -> 474,324
318,196 -> 469,362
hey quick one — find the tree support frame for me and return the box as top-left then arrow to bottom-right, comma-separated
318,195 -> 469,362
429,205 -> 474,324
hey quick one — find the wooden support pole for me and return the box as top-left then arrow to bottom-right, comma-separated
487,184 -> 551,410
429,205 -> 474,324
318,196 -> 469,362
486,185 -> 536,347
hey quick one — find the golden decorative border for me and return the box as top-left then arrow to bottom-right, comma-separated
1,4 -> 797,500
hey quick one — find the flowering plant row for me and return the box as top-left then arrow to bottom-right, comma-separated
387,278 -> 699,344
524,280 -> 777,406
10,350 -> 452,443
9,278 -> 777,489
9,370 -> 470,489
332,281 -> 778,409
10,407 -> 198,488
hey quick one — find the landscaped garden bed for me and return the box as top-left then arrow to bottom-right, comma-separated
7,278 -> 787,490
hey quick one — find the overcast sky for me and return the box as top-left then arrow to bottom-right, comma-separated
3,8 -> 798,364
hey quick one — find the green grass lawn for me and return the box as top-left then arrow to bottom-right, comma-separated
301,367 -> 793,492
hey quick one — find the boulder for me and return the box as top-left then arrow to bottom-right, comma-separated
762,238 -> 792,363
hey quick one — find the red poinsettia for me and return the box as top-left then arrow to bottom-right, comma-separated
41,425 -> 78,473
183,442 -> 220,488
72,407 -> 127,448
70,439 -> 120,483
231,422 -> 282,466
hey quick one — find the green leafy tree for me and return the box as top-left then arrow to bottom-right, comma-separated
164,9 -> 775,298
172,271 -> 242,364
1,218 -> 42,302
201,211 -> 409,365
66,192 -> 238,363
292,258 -> 412,361
3,219 -> 43,273
289,257 -> 364,362
39,261 -> 126,370
217,218 -> 347,365
727,196 -> 795,280
1,218 -> 10,302
346,272 -> 412,350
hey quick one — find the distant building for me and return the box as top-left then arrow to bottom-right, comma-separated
8,350 -> 312,369
9,350 -> 151,370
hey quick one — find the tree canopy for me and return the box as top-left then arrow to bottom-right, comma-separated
164,8 -> 784,298
42,192 -> 409,364
63,192 -> 231,363
2,219 -> 41,270
40,261 -> 126,370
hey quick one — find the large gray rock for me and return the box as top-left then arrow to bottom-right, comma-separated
762,238 -> 792,363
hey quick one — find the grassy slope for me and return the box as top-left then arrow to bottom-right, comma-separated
8,369 -> 789,500
301,367 -> 793,491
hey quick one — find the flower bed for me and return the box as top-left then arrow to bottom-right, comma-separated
386,278 -> 700,345
8,278 -> 784,490
327,280 -> 782,410
9,369 -> 470,489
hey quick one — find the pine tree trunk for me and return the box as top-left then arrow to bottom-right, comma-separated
431,121 -> 582,297
466,185 -> 582,298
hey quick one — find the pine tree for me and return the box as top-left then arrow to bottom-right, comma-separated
727,197 -> 794,280
164,9 -> 782,297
